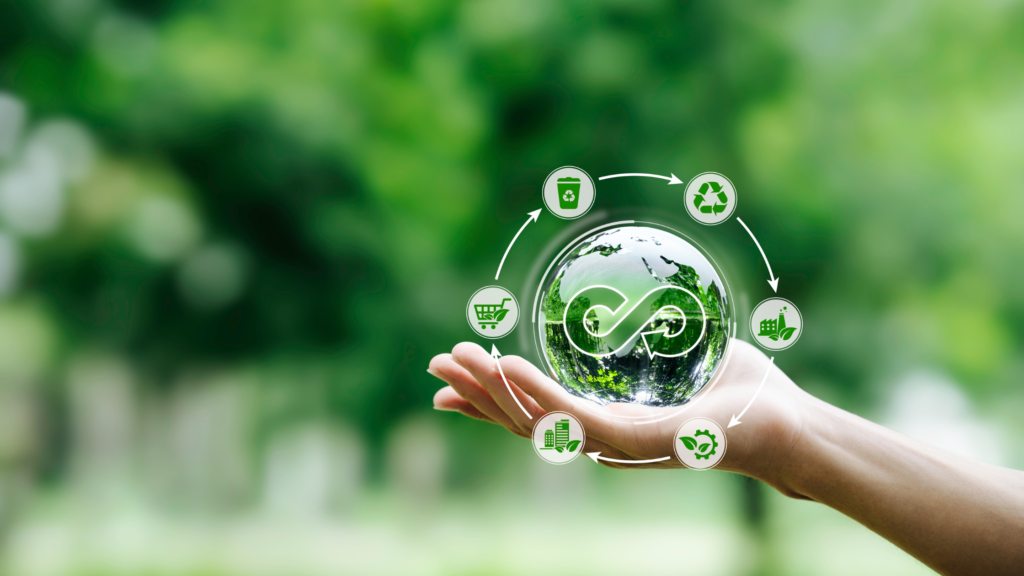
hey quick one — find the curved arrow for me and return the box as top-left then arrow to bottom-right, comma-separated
491,345 -> 532,419
495,209 -> 541,280
562,284 -> 706,359
586,452 -> 672,465
599,173 -> 683,185
737,218 -> 779,292
728,357 -> 774,428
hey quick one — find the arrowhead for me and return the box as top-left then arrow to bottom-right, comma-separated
728,415 -> 741,428
490,344 -> 501,358
586,452 -> 601,463
668,174 -> 683,185
767,278 -> 779,292
640,328 -> 671,360
527,209 -> 541,222
639,333 -> 658,359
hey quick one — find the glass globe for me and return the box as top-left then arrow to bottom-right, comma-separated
535,224 -> 732,407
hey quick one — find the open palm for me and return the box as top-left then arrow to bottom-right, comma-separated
429,339 -> 807,480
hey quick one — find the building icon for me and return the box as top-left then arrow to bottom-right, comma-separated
555,419 -> 570,450
540,419 -> 572,450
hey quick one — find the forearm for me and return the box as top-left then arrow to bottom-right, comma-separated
771,395 -> 1024,575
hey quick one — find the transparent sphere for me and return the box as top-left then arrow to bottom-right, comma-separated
536,225 -> 731,407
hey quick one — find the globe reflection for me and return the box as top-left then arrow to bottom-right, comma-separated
536,224 -> 732,407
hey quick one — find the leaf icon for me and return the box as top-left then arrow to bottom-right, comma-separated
494,309 -> 509,322
781,326 -> 796,341
555,446 -> 564,453
768,334 -> 779,341
566,440 -> 581,453
699,182 -> 710,194
698,443 -> 710,453
680,436 -> 697,450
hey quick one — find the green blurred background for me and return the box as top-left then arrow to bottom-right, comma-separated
0,0 -> 1022,574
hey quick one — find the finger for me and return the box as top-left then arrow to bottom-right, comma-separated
432,384 -> 464,407
498,354 -> 622,445
579,436 -> 635,466
451,343 -> 545,434
429,354 -> 521,432
433,386 -> 500,425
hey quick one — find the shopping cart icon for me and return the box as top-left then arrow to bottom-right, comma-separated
474,298 -> 511,330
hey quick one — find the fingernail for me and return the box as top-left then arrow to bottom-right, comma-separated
434,405 -> 458,412
427,368 -> 441,378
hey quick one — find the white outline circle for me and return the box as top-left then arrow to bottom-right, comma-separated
684,172 -> 738,226
531,411 -> 586,465
674,417 -> 727,470
531,221 -> 735,425
542,166 -> 596,220
466,285 -> 520,339
749,297 -> 803,351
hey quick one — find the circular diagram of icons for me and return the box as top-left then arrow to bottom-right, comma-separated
674,417 -> 727,470
532,411 -> 586,464
685,172 -> 737,225
749,297 -> 802,351
542,166 -> 596,220
467,285 -> 520,339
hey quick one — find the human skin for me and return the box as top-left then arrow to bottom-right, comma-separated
428,339 -> 1024,576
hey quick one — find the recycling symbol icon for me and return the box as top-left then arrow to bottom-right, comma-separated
693,181 -> 728,215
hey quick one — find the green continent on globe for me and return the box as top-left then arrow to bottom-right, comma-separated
537,225 -> 731,407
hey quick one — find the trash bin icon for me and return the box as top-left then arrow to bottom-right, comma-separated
557,177 -> 580,209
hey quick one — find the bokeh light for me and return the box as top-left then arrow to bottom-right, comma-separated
0,0 -> 1021,574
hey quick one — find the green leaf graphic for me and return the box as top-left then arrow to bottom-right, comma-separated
698,443 -> 710,452
566,440 -> 581,453
699,182 -> 710,194
781,327 -> 796,340
494,309 -> 509,322
769,334 -> 779,341
555,446 -> 564,453
680,437 -> 697,450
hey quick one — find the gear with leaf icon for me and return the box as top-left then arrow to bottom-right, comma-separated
693,429 -> 718,460
693,181 -> 728,215
677,429 -> 719,460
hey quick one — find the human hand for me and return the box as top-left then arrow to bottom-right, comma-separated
429,339 -> 810,486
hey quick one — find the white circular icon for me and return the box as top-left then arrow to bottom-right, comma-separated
674,417 -> 726,470
542,166 -> 596,219
749,297 -> 802,351
467,286 -> 520,339
532,411 -> 586,465
684,172 -> 737,225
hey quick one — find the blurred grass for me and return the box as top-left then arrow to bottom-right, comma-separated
0,0 -> 1022,574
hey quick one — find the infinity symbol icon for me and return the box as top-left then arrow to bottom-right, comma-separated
562,284 -> 706,359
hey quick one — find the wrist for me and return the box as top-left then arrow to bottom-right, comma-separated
739,376 -> 823,499
762,392 -> 853,500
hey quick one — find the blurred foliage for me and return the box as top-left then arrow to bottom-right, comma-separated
0,0 -> 1023,572
0,0 -> 1022,451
